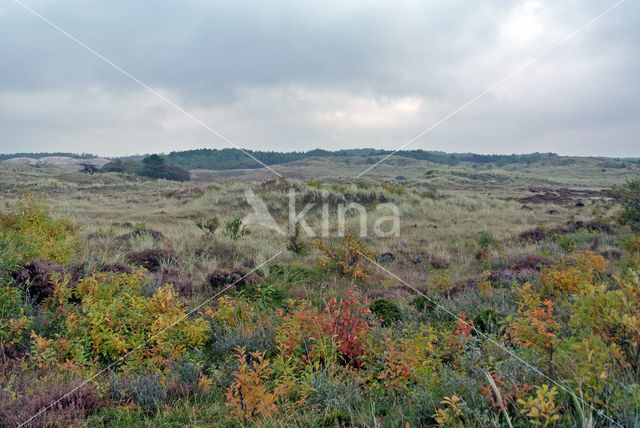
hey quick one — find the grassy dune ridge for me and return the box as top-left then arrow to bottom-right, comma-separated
0,155 -> 639,426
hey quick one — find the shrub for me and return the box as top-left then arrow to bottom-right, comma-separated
237,282 -> 288,310
98,262 -> 133,274
126,248 -> 175,272
10,258 -> 64,304
0,283 -> 31,359
47,271 -> 209,371
286,222 -> 307,255
276,291 -> 373,369
505,287 -> 558,376
170,359 -> 202,397
164,164 -> 191,182
620,235 -> 640,254
208,320 -> 276,364
138,155 -> 190,181
225,348 -> 285,421
0,378 -> 100,427
224,217 -> 250,240
195,216 -> 220,235
132,374 -> 167,413
410,295 -> 435,313
517,384 -> 561,426
308,372 -> 363,414
156,268 -> 195,298
0,193 -> 78,267
206,296 -> 261,337
316,234 -> 372,281
472,309 -> 504,335
369,299 -> 402,326
100,159 -> 141,174
206,266 -> 262,291
356,180 -> 373,190
510,255 -> 554,272
109,373 -> 168,412
380,182 -> 406,195
519,227 -> 546,242
323,291 -> 373,367
140,154 -> 167,179
505,249 -> 640,418
609,178 -> 640,230
115,227 -> 167,246
473,231 -> 500,262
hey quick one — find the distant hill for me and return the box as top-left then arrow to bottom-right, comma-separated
0,152 -> 98,161
162,148 -> 560,170
2,156 -> 109,172
3,149 -> 638,172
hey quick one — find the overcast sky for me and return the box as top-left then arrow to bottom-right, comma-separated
1,0 -> 638,157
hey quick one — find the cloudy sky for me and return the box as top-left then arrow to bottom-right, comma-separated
1,0 -> 638,157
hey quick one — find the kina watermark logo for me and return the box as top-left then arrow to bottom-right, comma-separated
242,188 -> 400,238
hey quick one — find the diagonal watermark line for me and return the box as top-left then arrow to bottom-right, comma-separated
11,0 -> 283,178
18,250 -> 284,428
357,0 -> 627,177
357,251 -> 623,428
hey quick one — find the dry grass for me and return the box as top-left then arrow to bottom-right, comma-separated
0,157 -> 628,297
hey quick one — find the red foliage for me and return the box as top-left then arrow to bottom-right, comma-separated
454,313 -> 473,340
446,313 -> 474,357
277,290 -> 374,368
321,291 -> 372,367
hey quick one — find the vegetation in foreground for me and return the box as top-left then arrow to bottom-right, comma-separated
1,168 -> 640,427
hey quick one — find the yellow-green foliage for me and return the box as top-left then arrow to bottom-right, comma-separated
380,182 -> 406,195
507,250 -> 640,405
225,348 -> 288,421
0,285 -> 31,357
39,271 -> 209,372
316,234 -> 372,281
0,193 -> 78,266
205,296 -> 260,332
517,384 -> 561,426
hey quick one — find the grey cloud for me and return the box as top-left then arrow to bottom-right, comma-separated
0,0 -> 638,156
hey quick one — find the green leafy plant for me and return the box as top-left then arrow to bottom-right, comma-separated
369,299 -> 402,326
0,193 -> 78,266
286,222 -> 307,255
41,271 -> 209,372
225,348 -> 287,421
225,217 -> 250,240
517,384 -> 561,426
609,179 -> 640,230
316,234 -> 372,281
0,282 -> 31,360
195,216 -> 220,235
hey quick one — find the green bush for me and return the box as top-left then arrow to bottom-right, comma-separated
286,222 -> 307,255
472,309 -> 504,335
610,179 -> 640,230
369,299 -> 402,326
100,159 -> 142,174
0,282 -> 32,359
165,164 -> 191,182
224,217 -> 249,240
0,193 -> 78,266
133,375 -> 167,413
136,155 -> 191,181
38,271 -> 209,372
410,295 -> 435,313
195,216 -> 220,235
